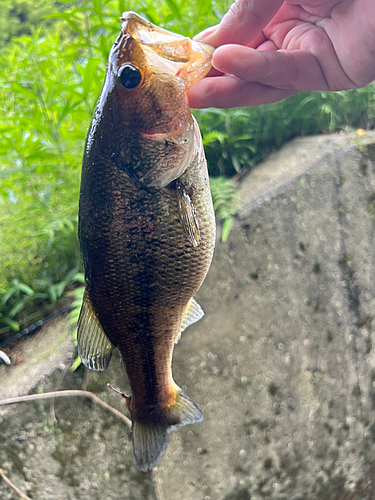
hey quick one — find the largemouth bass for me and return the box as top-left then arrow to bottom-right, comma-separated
78,12 -> 215,472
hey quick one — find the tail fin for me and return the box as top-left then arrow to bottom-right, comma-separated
132,422 -> 169,472
132,387 -> 203,472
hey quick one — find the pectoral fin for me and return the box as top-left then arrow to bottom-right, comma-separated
175,297 -> 204,344
77,289 -> 115,371
176,180 -> 200,248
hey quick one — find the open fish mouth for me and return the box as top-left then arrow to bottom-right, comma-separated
119,11 -> 214,88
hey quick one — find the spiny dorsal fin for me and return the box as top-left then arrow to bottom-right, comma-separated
77,289 -> 115,371
175,180 -> 200,248
175,297 -> 204,344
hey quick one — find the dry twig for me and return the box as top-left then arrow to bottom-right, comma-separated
152,466 -> 165,500
0,468 -> 32,500
0,390 -> 131,428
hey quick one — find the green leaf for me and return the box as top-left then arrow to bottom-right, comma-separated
82,58 -> 101,98
64,267 -> 79,282
1,288 -> 17,305
221,217 -> 234,243
140,9 -> 159,25
44,13 -> 85,37
1,317 -> 20,332
92,0 -> 103,22
71,298 -> 83,308
70,354 -> 82,371
14,282 -> 35,295
118,0 -> 126,14
165,0 -> 181,19
0,168 -> 23,177
231,154 -> 241,173
9,298 -> 30,318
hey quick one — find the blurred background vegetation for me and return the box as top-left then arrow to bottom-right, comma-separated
0,0 -> 374,340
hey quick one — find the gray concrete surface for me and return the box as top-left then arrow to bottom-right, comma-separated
1,130 -> 375,499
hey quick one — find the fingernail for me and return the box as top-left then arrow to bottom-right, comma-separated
193,25 -> 218,42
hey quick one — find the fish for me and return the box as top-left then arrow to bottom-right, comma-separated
77,12 -> 215,472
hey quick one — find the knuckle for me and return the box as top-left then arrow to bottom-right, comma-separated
227,0 -> 263,27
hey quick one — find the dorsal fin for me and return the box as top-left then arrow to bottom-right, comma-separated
77,289 -> 115,371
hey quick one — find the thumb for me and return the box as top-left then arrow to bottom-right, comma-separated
197,0 -> 284,47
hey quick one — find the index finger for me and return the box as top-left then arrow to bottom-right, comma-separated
197,0 -> 284,47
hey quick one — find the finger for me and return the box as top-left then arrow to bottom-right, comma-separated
211,45 -> 330,91
257,40 -> 278,51
214,37 -> 358,91
187,75 -> 295,109
198,0 -> 284,47
193,25 -> 219,41
247,31 -> 268,49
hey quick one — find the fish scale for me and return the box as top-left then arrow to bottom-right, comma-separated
77,12 -> 215,471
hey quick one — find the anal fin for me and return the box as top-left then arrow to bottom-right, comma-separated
77,289 -> 115,371
175,297 -> 204,344
175,180 -> 200,247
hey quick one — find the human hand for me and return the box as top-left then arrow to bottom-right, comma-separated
188,0 -> 375,109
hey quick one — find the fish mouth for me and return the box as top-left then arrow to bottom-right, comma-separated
119,11 -> 214,89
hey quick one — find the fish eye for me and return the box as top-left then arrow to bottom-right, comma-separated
118,63 -> 142,89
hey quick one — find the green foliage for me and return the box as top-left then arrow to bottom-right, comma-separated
0,269 -> 78,334
0,29 -> 89,332
1,0 -> 374,337
210,177 -> 242,242
195,87 -> 375,177
0,0 -> 60,49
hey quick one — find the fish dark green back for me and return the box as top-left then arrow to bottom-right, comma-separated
78,12 -> 215,471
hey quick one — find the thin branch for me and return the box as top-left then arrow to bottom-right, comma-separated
152,467 -> 165,500
0,468 -> 32,500
0,390 -> 131,428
